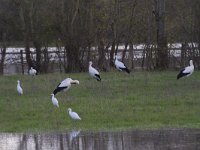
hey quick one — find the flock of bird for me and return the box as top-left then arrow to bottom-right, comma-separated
16,57 -> 194,122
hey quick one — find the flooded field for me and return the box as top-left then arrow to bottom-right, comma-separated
0,128 -> 200,150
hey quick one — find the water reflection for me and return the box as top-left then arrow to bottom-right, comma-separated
0,129 -> 200,150
69,130 -> 81,143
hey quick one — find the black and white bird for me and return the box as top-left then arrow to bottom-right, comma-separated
89,61 -> 101,81
29,67 -> 37,76
114,57 -> 130,74
68,108 -> 81,120
51,94 -> 59,108
177,60 -> 194,80
53,78 -> 79,95
17,80 -> 23,95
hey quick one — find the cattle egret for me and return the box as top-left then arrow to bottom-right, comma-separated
68,108 -> 81,120
89,61 -> 101,81
17,80 -> 23,95
51,94 -> 59,107
29,67 -> 37,76
114,57 -> 130,74
53,78 -> 79,95
177,60 -> 194,80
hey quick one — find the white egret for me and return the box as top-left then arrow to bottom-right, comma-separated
17,80 -> 23,95
68,108 -> 81,120
51,94 -> 59,108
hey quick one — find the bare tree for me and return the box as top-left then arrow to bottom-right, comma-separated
153,0 -> 168,69
0,0 -> 199,72
18,0 -> 34,69
0,33 -> 6,74
0,0 -> 18,74
53,0 -> 82,72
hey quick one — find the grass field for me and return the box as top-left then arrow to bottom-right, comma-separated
0,71 -> 200,132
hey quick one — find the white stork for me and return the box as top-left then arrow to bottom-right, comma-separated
17,80 -> 23,95
53,78 -> 79,95
114,57 -> 130,74
68,108 -> 81,120
29,67 -> 37,76
177,60 -> 194,80
89,61 -> 101,81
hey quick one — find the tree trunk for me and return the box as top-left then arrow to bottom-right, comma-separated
42,46 -> 49,73
98,40 -> 107,71
0,46 -> 6,75
154,0 -> 168,70
25,41 -> 34,69
122,43 -> 128,62
19,2 -> 34,69
65,41 -> 81,72
0,32 -> 7,75
87,43 -> 91,63
110,40 -> 116,67
128,43 -> 134,69
181,42 -> 187,67
33,41 -> 42,72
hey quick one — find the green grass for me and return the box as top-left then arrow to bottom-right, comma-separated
0,71 -> 200,132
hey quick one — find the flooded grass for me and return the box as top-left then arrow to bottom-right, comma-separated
0,71 -> 200,132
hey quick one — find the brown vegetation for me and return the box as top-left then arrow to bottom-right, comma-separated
0,0 -> 200,74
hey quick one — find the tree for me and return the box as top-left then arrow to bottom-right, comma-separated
0,0 -> 20,74
153,0 -> 168,69
0,33 -> 6,74
52,0 -> 83,72
18,0 -> 34,70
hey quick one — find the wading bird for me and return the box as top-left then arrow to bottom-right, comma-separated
51,94 -> 59,107
17,80 -> 23,95
68,108 -> 81,120
53,78 -> 79,95
114,57 -> 130,74
89,61 -> 101,81
29,67 -> 37,76
177,60 -> 194,80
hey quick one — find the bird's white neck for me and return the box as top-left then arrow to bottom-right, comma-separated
71,80 -> 78,84
190,61 -> 193,66
89,64 -> 93,70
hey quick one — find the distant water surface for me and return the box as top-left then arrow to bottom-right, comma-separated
0,128 -> 200,150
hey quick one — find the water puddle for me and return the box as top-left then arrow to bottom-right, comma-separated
0,128 -> 200,150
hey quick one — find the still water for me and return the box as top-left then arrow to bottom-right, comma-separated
0,129 -> 200,150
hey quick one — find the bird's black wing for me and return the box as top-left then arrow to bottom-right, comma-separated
177,68 -> 190,80
94,74 -> 101,81
119,67 -> 130,74
53,82 -> 68,95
